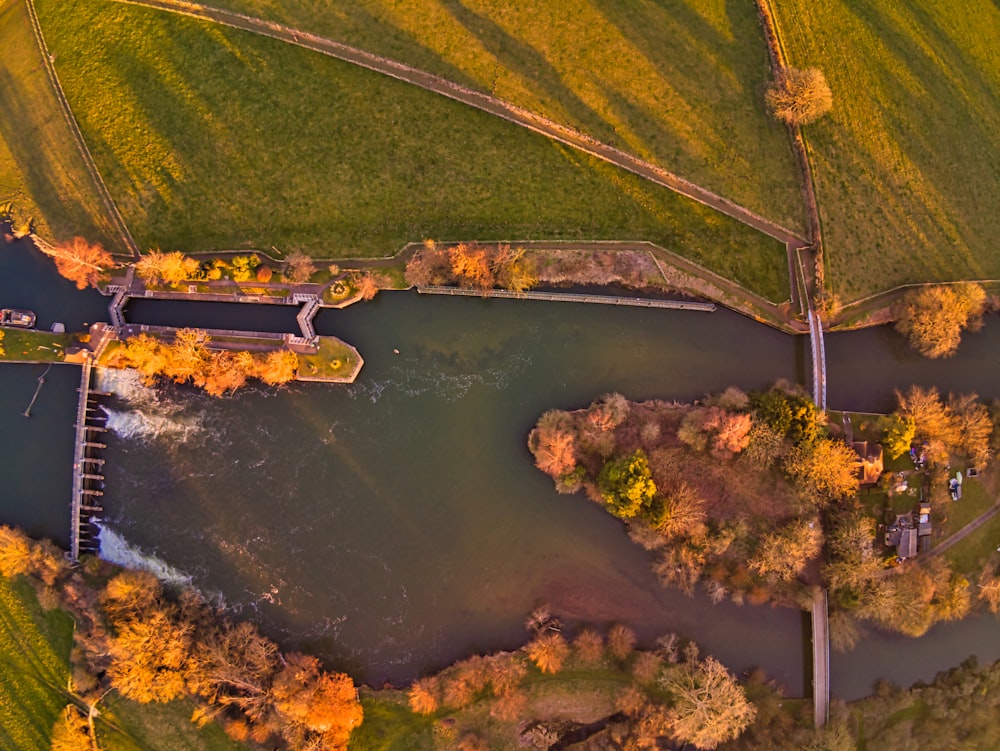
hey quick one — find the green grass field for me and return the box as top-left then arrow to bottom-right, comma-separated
771,0 -> 1000,301
0,0 -> 119,249
31,0 -> 790,302
207,0 -> 805,234
0,576 -> 74,751
945,513 -> 1000,578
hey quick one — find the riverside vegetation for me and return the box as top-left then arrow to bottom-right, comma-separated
528,384 -> 1000,645
0,526 -> 362,751
3,526 -> 998,750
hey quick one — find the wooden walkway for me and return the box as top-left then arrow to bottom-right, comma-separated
811,588 -> 830,728
416,286 -> 717,311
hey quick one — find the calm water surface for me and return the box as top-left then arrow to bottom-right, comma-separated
1,237 -> 997,698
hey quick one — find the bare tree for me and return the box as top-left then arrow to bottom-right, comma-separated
766,68 -> 833,126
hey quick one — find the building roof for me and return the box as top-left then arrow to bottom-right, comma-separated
897,528 -> 918,558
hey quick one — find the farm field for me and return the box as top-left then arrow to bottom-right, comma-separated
34,0 -> 790,301
771,0 -> 1000,301
205,0 -> 805,234
0,0 -> 119,250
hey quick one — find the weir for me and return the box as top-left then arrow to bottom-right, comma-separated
69,356 -> 109,561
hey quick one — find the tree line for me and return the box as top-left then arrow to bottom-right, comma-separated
109,329 -> 299,396
407,608 -> 755,750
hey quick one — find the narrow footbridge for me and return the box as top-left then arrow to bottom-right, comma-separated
793,249 -> 826,411
811,589 -> 830,727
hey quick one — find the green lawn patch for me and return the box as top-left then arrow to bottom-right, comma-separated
205,0 -> 805,234
0,0 -> 119,249
348,693 -> 434,751
771,0 -> 1000,301
944,509 -> 1000,577
0,576 -> 74,751
95,694 -> 250,751
0,328 -> 73,362
937,478 -> 993,539
297,337 -> 362,381
35,0 -> 789,302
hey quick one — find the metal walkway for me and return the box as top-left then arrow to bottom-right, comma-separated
417,286 -> 717,311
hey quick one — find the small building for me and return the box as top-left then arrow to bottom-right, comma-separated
897,528 -> 918,559
917,502 -> 932,538
851,441 -> 884,485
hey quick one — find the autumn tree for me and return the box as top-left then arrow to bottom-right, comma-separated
493,245 -> 538,292
253,349 -> 298,385
285,251 -> 317,284
186,620 -> 279,723
784,438 -> 859,506
977,565 -> 1000,613
894,284 -> 986,358
766,68 -> 833,126
408,676 -> 440,714
0,524 -> 33,578
660,656 -> 756,749
949,392 -> 993,467
203,350 -> 251,397
135,250 -> 199,286
47,236 -> 114,289
607,623 -> 637,661
749,518 -> 823,582
107,608 -> 194,703
50,705 -> 92,751
823,514 -> 881,594
269,653 -> 363,751
598,449 -> 657,518
355,271 -> 380,301
119,334 -> 169,382
573,629 -> 604,665
449,243 -> 494,290
526,632 -> 570,674
163,328 -> 211,384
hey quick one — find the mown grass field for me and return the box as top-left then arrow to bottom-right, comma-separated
0,0 -> 119,250
771,0 -> 1000,301
207,0 -> 805,234
32,0 -> 790,302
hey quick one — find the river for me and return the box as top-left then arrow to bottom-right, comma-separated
0,237 -> 997,699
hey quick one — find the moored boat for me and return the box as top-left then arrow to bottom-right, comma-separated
0,308 -> 36,328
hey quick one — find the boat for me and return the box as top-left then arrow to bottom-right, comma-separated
0,308 -> 36,328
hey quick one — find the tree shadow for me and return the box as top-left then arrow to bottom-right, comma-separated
436,0 -> 612,137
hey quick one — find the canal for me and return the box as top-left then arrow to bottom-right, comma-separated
0,237 -> 997,698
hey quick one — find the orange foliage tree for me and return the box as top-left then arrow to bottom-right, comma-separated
47,237 -> 114,289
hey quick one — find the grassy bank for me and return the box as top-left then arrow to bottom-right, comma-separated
0,576 -> 73,751
771,0 -> 1000,301
0,0 -> 119,249
34,0 -> 789,302
204,0 -> 805,234
0,328 -> 74,362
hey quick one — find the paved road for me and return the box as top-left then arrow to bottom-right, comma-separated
115,0 -> 807,248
